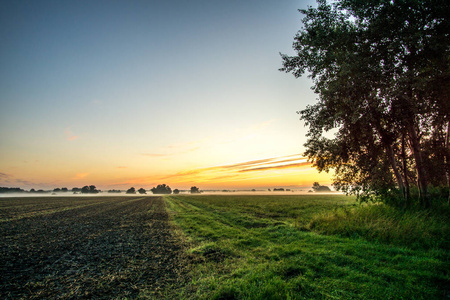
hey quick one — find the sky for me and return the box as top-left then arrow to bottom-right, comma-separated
0,0 -> 333,191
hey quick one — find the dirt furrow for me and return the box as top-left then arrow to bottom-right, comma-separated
0,196 -> 187,299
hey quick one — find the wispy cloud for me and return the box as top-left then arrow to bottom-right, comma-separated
15,178 -> 37,186
157,154 -> 309,182
108,153 -> 313,188
116,166 -> 128,169
0,172 -> 11,183
65,128 -> 79,141
72,173 -> 89,179
239,162 -> 311,172
0,173 -> 58,189
0,172 -> 11,178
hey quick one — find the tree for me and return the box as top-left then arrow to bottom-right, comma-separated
138,188 -> 146,194
173,189 -> 180,194
150,184 -> 172,194
81,185 -> 99,194
81,186 -> 90,194
281,0 -> 449,207
126,187 -> 136,194
0,187 -> 26,193
190,186 -> 200,194
89,185 -> 99,194
312,182 -> 331,192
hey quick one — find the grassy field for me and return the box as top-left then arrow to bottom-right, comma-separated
1,194 -> 448,299
166,194 -> 449,299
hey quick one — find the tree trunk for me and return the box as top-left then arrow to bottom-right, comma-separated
445,121 -> 450,205
407,121 -> 430,208
367,104 -> 406,203
385,143 -> 406,203
401,133 -> 411,208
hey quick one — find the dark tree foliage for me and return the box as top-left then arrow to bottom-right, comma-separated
0,187 -> 26,193
281,0 -> 450,208
190,186 -> 200,194
138,188 -> 146,194
173,189 -> 180,194
151,184 -> 172,194
126,187 -> 136,194
81,185 -> 99,194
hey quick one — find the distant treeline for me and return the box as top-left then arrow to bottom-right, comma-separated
0,187 -> 28,193
0,186 -> 101,194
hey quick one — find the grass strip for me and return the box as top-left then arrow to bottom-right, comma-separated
165,194 -> 449,299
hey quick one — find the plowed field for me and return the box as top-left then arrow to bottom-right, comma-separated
0,196 -> 187,299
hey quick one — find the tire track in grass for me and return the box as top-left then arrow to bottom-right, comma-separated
0,196 -> 188,299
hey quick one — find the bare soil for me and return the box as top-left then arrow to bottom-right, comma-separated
0,196 -> 188,299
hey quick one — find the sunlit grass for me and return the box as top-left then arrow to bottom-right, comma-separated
165,194 -> 449,299
306,203 -> 450,250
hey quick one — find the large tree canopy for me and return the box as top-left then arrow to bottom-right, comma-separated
281,0 -> 449,207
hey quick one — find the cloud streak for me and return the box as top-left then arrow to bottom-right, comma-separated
239,162 -> 312,172
72,173 -> 89,180
0,172 -> 11,178
157,154 -> 310,182
108,153 -> 316,189
65,128 -> 79,141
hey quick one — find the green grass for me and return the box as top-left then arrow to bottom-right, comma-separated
306,203 -> 450,250
165,194 -> 449,299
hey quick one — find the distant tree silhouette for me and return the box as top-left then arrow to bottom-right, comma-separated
173,189 -> 180,194
273,188 -> 285,191
312,182 -> 331,192
190,186 -> 200,194
108,189 -> 122,193
0,187 -> 26,193
126,187 -> 136,194
81,185 -> 99,194
61,187 -> 68,192
138,188 -> 146,194
72,187 -> 81,192
53,188 -> 61,192
150,184 -> 172,194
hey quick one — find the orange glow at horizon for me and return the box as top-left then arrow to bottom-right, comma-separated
106,154 -> 334,190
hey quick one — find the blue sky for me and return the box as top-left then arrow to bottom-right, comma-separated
0,0 -> 333,190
